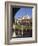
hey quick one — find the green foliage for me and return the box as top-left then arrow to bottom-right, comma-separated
15,24 -> 32,30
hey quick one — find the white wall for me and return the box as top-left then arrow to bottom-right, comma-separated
0,0 -> 38,46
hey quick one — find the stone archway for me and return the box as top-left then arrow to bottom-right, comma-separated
10,6 -> 20,38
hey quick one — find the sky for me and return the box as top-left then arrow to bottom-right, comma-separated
15,7 -> 32,19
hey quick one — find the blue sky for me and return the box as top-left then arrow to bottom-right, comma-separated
15,7 -> 32,19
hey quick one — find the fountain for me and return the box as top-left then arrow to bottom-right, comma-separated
21,25 -> 23,37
